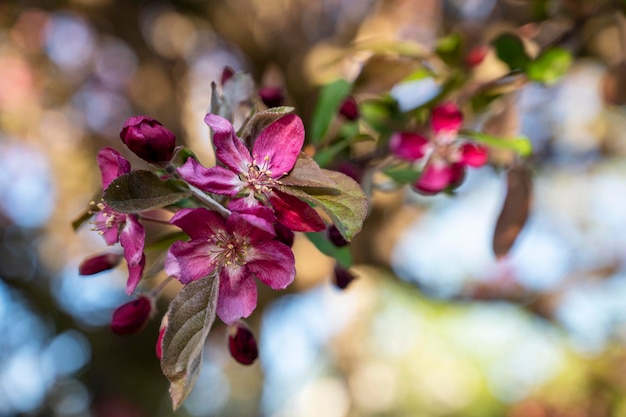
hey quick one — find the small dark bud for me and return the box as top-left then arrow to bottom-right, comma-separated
465,45 -> 489,68
333,264 -> 357,290
327,225 -> 348,247
79,253 -> 123,275
338,96 -> 359,120
228,321 -> 258,365
258,86 -> 285,108
274,223 -> 295,248
120,116 -> 176,165
111,296 -> 152,336
221,66 -> 235,86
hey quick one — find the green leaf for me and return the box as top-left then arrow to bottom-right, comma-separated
461,130 -> 533,157
305,232 -> 352,268
526,47 -> 572,85
491,33 -> 530,71
384,165 -> 421,184
314,136 -> 354,168
103,170 -> 192,213
310,79 -> 352,144
160,276 -> 220,410
281,169 -> 367,241
281,154 -> 343,191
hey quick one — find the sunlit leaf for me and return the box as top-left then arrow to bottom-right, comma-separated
526,47 -> 572,85
493,165 -> 533,258
461,130 -> 533,157
160,276 -> 219,410
305,232 -> 352,268
353,55 -> 418,94
103,170 -> 191,213
310,79 -> 352,144
384,165 -> 421,184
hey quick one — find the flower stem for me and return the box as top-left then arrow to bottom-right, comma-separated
138,215 -> 172,225
188,184 -> 231,216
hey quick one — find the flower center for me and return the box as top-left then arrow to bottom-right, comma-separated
209,231 -> 250,268
92,202 -> 125,234
241,156 -> 281,194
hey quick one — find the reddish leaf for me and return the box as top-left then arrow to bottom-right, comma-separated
493,166 -> 533,258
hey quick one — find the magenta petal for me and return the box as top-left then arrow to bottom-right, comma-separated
252,114 -> 304,177
204,113 -> 251,173
414,162 -> 454,194
217,267 -> 257,324
79,253 -> 123,275
247,241 -> 295,290
164,250 -> 180,279
178,158 -> 244,196
389,132 -> 430,161
97,147 -> 131,189
119,215 -> 145,267
169,208 -> 226,240
431,102 -> 463,134
269,191 -> 326,232
460,142 -> 488,167
228,211 -> 276,241
168,240 -> 217,284
94,210 -> 120,245
125,254 -> 145,295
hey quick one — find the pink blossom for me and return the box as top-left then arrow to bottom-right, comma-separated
177,113 -> 325,232
389,102 -> 488,194
165,207 -> 296,324
92,147 -> 146,294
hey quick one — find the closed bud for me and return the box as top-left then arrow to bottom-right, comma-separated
120,116 -> 176,165
79,253 -> 123,275
111,296 -> 153,336
228,321 -> 258,365
333,264 -> 357,289
258,86 -> 284,108
327,225 -> 348,247
339,96 -> 359,120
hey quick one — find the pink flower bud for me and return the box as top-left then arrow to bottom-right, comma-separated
389,132 -> 430,161
258,86 -> 285,108
79,253 -> 123,275
333,264 -> 357,289
460,142 -> 488,167
466,45 -> 489,68
111,296 -> 152,336
221,66 -> 235,86
327,225 -> 348,247
228,321 -> 258,365
431,102 -> 463,134
339,96 -> 359,120
120,116 -> 176,164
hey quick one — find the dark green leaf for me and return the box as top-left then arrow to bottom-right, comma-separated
461,130 -> 533,157
491,33 -> 530,71
310,79 -> 352,144
305,232 -> 352,268
160,276 -> 220,410
103,170 -> 191,213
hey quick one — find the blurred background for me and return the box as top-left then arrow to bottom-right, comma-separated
4,0 -> 626,416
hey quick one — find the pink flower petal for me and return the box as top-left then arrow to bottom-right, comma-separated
119,215 -> 145,267
414,162 -> 455,194
164,250 -> 180,279
94,210 -> 120,245
460,143 -> 488,167
125,254 -> 145,295
246,241 -> 295,290
389,132 -> 430,161
79,253 -> 123,275
228,211 -> 276,241
177,158 -> 244,196
204,113 -> 252,173
168,240 -> 217,284
97,147 -> 130,189
169,208 -> 226,240
217,267 -> 257,324
252,114 -> 304,178
431,102 -> 463,134
269,191 -> 326,232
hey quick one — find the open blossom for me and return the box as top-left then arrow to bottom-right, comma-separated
389,102 -> 488,194
165,207 -> 296,324
177,113 -> 325,232
92,147 -> 146,294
